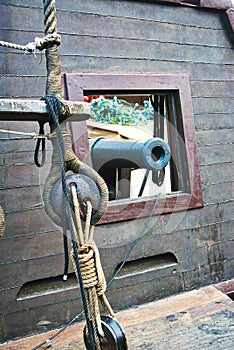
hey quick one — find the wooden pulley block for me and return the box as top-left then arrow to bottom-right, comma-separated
51,173 -> 101,220
84,315 -> 128,350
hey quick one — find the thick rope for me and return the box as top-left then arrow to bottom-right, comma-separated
43,0 -> 57,36
41,0 -> 107,229
43,119 -> 109,227
70,191 -> 102,349
43,0 -> 63,98
70,193 -> 115,349
43,96 -> 96,349
0,205 -> 5,237
0,34 -> 61,53
41,3 -> 106,348
0,0 -> 60,54
0,128 -> 49,139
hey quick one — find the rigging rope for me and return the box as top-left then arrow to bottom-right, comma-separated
31,193 -> 160,350
34,121 -> 46,167
43,96 -> 96,350
0,33 -> 61,53
0,128 -> 49,139
40,3 -> 98,347
70,187 -> 116,349
1,0 -> 122,347
0,205 -> 5,237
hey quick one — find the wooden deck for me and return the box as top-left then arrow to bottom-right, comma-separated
1,284 -> 233,350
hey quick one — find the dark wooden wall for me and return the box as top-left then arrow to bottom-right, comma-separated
0,0 -> 233,341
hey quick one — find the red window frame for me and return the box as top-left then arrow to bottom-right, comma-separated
64,72 -> 204,224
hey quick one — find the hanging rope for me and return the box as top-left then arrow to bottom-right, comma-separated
70,188 -> 115,350
43,119 -> 109,227
31,193 -> 160,349
44,96 -> 96,350
43,0 -> 63,98
40,2 -> 108,348
0,205 -> 5,237
34,121 -> 46,167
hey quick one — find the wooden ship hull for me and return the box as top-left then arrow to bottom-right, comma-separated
0,0 -> 233,346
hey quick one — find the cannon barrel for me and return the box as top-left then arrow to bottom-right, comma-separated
90,137 -> 171,171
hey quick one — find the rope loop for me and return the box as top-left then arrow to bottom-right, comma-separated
34,121 -> 46,167
43,96 -> 109,227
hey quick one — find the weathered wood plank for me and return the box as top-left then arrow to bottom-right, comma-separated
57,35 -> 234,65
0,163 -> 51,189
0,296 -> 85,342
0,253 -> 66,290
0,149 -> 52,166
158,201 -> 233,231
0,186 -> 43,212
94,205 -> 233,260
0,51 -> 46,76
196,129 -> 233,146
4,208 -> 57,238
0,1 -> 225,30
0,138 -> 36,154
197,143 -> 233,165
192,97 -> 234,114
194,113 -> 233,130
0,4 -> 43,32
191,80 -> 234,98
0,230 -> 65,264
57,0 -> 225,29
57,14 -> 231,48
0,164 -> 41,189
202,181 -> 234,205
0,99 -> 90,122
2,28 -> 233,65
1,14 -> 230,50
1,53 -> 233,83
200,162 -> 234,185
1,285 -> 233,349
166,221 -> 232,248
0,76 -> 46,99
0,120 -> 45,134
0,282 -> 80,316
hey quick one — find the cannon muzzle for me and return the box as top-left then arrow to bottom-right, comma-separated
90,137 -> 170,171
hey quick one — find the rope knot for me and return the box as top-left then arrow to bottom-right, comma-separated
71,243 -> 106,296
35,33 -> 61,51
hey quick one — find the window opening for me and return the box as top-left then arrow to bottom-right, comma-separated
64,73 -> 203,223
86,91 -> 189,202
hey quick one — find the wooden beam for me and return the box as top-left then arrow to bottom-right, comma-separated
0,99 -> 90,122
148,0 -> 234,10
227,8 -> 234,31
1,285 -> 233,350
200,0 -> 234,10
